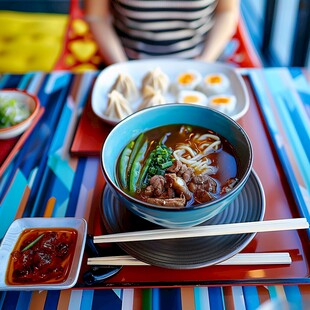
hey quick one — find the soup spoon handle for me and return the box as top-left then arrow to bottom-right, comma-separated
83,266 -> 123,286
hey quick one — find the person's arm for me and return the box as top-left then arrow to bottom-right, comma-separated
197,0 -> 240,62
85,0 -> 127,65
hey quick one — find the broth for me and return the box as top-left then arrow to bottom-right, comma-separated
117,124 -> 239,207
6,228 -> 77,285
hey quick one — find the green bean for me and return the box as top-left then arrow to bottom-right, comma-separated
119,140 -> 135,188
127,133 -> 144,177
129,139 -> 148,193
138,150 -> 155,187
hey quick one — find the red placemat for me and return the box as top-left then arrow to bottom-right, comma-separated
70,97 -> 113,156
0,107 -> 44,177
76,77 -> 310,288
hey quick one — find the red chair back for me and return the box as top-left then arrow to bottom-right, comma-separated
54,0 -> 103,71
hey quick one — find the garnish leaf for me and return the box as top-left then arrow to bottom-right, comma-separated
21,233 -> 45,252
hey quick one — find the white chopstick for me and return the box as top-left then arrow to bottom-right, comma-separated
93,218 -> 309,243
87,253 -> 292,266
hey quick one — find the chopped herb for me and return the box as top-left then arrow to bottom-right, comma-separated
160,161 -> 173,169
145,143 -> 174,182
21,233 -> 45,252
0,97 -> 30,128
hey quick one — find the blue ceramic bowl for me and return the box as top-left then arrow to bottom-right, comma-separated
101,104 -> 253,228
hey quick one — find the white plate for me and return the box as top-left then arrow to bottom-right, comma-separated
0,217 -> 87,291
92,59 -> 250,126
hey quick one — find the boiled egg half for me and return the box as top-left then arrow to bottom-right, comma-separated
208,95 -> 237,114
201,73 -> 230,96
175,70 -> 202,91
178,90 -> 208,106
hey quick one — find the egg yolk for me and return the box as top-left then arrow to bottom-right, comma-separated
178,73 -> 195,85
212,97 -> 230,105
183,95 -> 199,103
206,76 -> 222,84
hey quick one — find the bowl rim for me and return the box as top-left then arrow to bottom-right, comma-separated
0,88 -> 40,133
101,104 -> 253,211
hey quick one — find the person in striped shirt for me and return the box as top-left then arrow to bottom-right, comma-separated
85,0 -> 239,65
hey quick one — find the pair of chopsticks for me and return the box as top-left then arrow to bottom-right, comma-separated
93,218 -> 309,244
88,218 -> 308,267
87,252 -> 292,266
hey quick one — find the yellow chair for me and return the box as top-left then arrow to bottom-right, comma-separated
0,10 -> 68,73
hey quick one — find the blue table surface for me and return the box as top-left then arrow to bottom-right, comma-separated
0,68 -> 309,309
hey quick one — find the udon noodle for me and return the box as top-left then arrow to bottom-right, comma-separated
173,132 -> 221,175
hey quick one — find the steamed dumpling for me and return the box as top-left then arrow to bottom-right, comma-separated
104,90 -> 133,120
138,85 -> 166,110
110,73 -> 138,101
141,67 -> 170,96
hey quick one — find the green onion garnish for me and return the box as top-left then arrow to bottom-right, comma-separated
21,233 -> 45,252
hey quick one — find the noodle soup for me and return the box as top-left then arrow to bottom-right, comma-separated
117,124 -> 239,208
101,104 -> 253,227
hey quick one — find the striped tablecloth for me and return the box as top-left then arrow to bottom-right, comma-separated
0,68 -> 309,309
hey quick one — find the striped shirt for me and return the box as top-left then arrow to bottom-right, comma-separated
111,0 -> 218,59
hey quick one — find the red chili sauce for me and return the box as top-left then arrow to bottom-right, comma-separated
6,228 -> 77,285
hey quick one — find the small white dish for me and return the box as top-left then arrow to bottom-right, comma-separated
0,217 -> 87,291
92,59 -> 249,125
0,89 -> 40,139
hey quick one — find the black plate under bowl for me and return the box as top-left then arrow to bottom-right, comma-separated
100,170 -> 265,269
